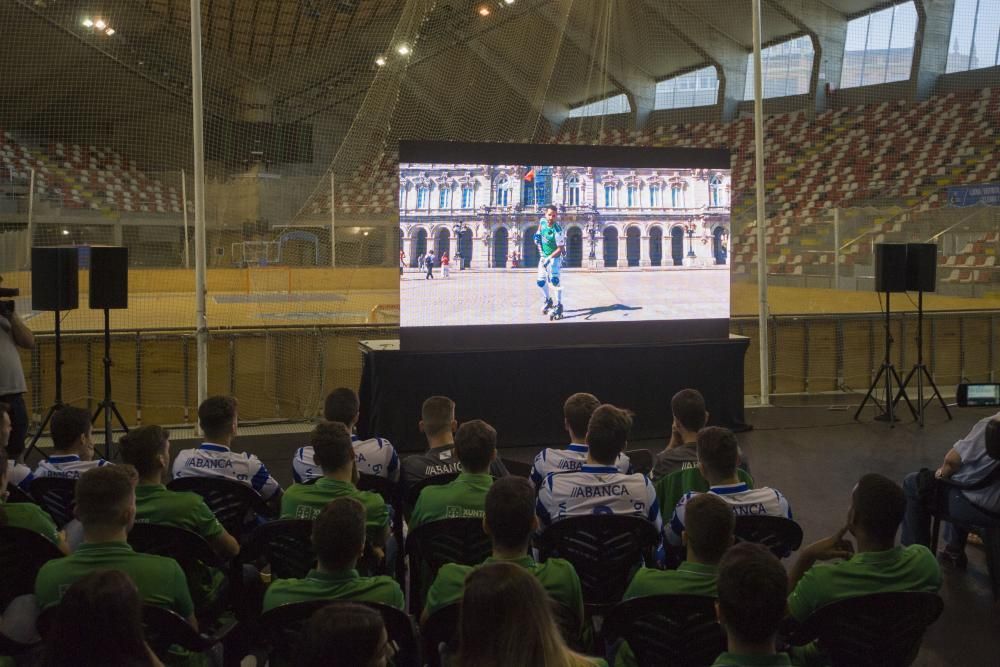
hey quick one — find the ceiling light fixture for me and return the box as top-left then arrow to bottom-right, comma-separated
105,28 -> 115,36
95,19 -> 106,30
375,56 -> 386,67
82,18 -> 94,27
396,44 -> 410,55
478,6 -> 490,16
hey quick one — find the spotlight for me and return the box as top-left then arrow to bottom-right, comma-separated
105,28 -> 115,36
478,6 -> 490,16
82,18 -> 93,27
95,19 -> 106,30
61,229 -> 70,236
375,56 -> 386,67
396,44 -> 410,55
363,231 -> 370,236
504,0 -> 515,4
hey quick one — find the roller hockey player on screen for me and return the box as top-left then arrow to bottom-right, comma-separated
535,204 -> 566,320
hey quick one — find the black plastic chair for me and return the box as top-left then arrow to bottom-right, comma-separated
404,518 -> 491,615
625,449 -> 654,477
167,476 -> 270,540
403,473 -> 460,515
357,473 -> 398,506
534,515 -> 661,615
603,594 -> 724,667
5,482 -> 34,504
787,591 -> 944,667
240,519 -> 316,581
257,600 -> 420,667
0,525 -> 64,610
733,515 -> 803,558
29,476 -> 77,528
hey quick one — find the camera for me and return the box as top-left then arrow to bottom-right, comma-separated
0,286 -> 19,318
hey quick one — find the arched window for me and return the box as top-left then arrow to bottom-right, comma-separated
461,185 -> 473,208
604,184 -> 617,208
566,175 -> 581,206
710,175 -> 723,207
439,185 -> 451,209
649,184 -> 661,207
627,184 -> 638,208
670,183 -> 683,208
417,185 -> 429,209
399,185 -> 407,209
495,176 -> 511,207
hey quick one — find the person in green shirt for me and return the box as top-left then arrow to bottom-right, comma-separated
280,421 -> 390,554
34,465 -> 197,629
712,543 -> 792,667
422,475 -> 584,629
410,419 -> 497,530
263,497 -> 403,612
0,446 -> 69,553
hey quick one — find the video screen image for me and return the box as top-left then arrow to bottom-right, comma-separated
399,155 -> 730,329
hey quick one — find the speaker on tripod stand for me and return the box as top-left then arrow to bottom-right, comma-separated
89,246 -> 130,460
854,243 -> 917,426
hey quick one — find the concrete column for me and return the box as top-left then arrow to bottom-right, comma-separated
639,235 -> 651,267
594,233 -> 604,268
913,0 -> 957,100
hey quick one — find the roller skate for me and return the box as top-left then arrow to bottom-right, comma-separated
541,297 -> 554,315
549,303 -> 564,320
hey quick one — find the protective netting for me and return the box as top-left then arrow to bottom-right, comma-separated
1,0 -> 998,429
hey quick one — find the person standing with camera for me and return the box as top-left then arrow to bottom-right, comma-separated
0,276 -> 35,470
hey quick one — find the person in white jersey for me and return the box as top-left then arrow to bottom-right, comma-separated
666,427 -> 792,547
1,401 -> 33,490
34,406 -> 111,479
536,404 -> 661,532
293,387 -> 400,484
530,392 -> 631,487
172,395 -> 283,502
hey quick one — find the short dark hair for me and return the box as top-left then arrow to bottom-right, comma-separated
198,396 -> 238,440
717,542 -> 787,644
421,396 -> 455,438
312,497 -> 367,570
485,476 -> 536,550
564,393 -> 600,439
296,602 -> 385,667
852,473 -> 906,544
671,389 -> 707,432
455,420 -> 497,473
312,421 -> 355,472
545,204 -> 558,213
50,406 -> 92,450
75,465 -> 138,528
586,404 -> 633,465
696,427 -> 738,478
119,425 -> 170,477
324,388 -> 360,425
684,493 -> 734,564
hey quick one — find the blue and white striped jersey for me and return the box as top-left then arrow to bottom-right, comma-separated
7,460 -> 34,489
666,482 -> 792,546
171,442 -> 282,500
535,464 -> 662,533
530,443 -> 631,487
35,455 -> 111,479
292,434 -> 400,483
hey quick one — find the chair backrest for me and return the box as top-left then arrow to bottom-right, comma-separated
241,519 -> 316,581
5,483 -> 34,504
790,591 -> 944,667
733,515 -> 803,558
167,476 -> 268,539
0,525 -> 64,609
655,467 -> 754,520
534,515 -> 660,610
625,449 -> 654,477
128,523 -> 223,573
259,600 -> 420,667
358,473 -> 398,507
404,518 -> 491,614
603,595 -> 725,667
404,473 -> 460,514
29,477 -> 77,528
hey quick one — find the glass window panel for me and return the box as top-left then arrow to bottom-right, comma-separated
654,66 -> 718,110
947,0 -> 979,72
567,93 -> 631,118
973,0 -> 1000,68
744,36 -> 814,100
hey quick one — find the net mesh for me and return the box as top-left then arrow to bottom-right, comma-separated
1,0 -> 998,429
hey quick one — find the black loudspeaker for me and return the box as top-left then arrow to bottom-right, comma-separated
31,247 -> 79,311
875,243 -> 908,293
89,246 -> 129,309
905,243 -> 937,293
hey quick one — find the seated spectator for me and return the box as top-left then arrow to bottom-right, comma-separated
295,602 -> 393,667
281,422 -> 389,550
651,389 -> 709,480
0,446 -> 69,552
401,396 -> 508,495
536,405 -> 661,532
35,465 -> 196,629
423,476 -> 583,627
458,562 -> 606,667
39,569 -> 162,667
789,474 -> 941,623
530,392 -> 631,487
902,413 -> 1000,568
713,543 -> 790,667
1,401 -> 33,491
171,395 -> 282,502
34,406 -> 110,479
293,387 -> 400,483
263,497 -> 403,612
667,427 -> 790,547
410,420 -> 497,530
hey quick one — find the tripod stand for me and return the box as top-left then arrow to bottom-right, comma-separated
854,290 -> 917,426
24,309 -> 64,462
91,307 -> 129,460
893,289 -> 952,427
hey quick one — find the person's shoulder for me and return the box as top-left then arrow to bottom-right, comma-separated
366,573 -> 404,590
538,556 -> 580,578
900,543 -> 939,567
